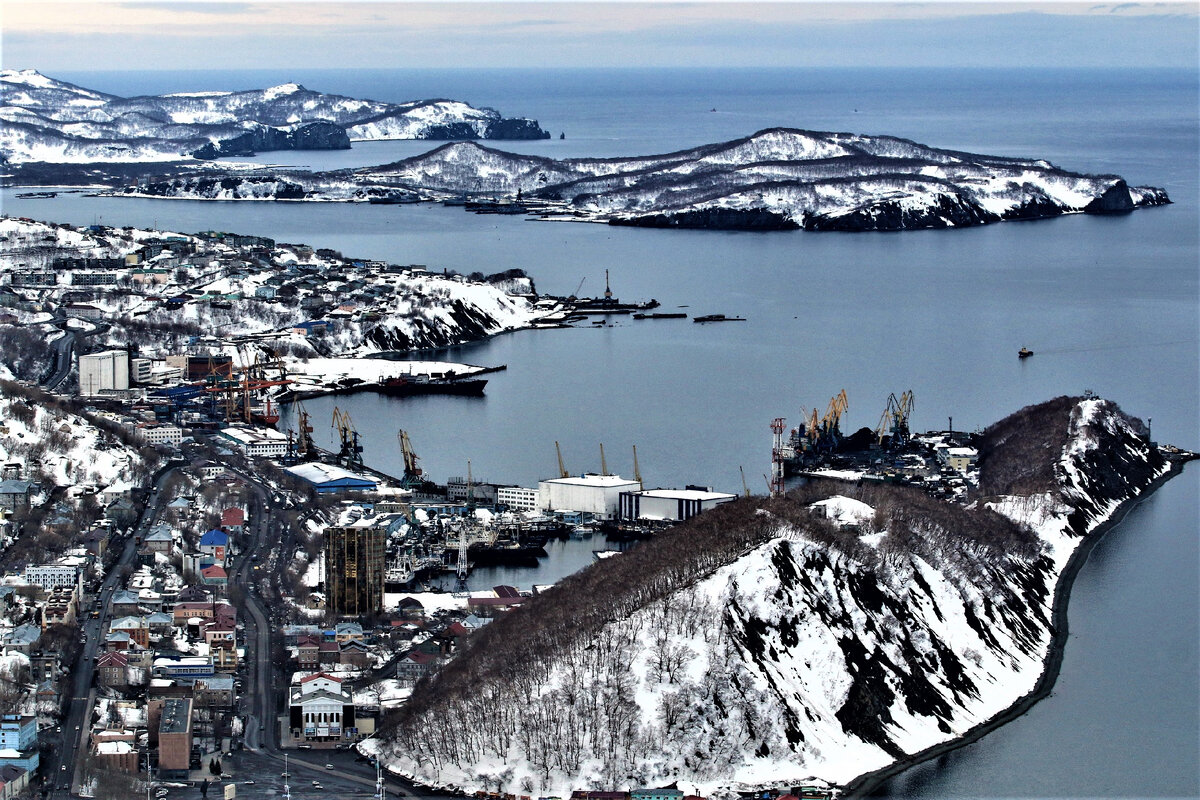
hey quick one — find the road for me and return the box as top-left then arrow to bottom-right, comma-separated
53,464 -> 180,798
227,467 -> 420,800
42,327 -> 74,391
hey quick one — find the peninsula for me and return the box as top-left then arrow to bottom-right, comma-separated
370,396 -> 1193,797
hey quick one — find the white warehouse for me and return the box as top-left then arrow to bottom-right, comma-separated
538,474 -> 642,520
218,424 -> 289,458
618,487 -> 737,522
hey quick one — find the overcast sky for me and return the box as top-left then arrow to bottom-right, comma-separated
2,1 -> 1197,71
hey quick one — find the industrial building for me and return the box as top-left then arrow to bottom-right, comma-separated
496,486 -> 539,512
325,523 -> 386,616
217,425 -> 289,458
538,474 -> 642,520
78,349 -> 129,396
618,487 -> 737,523
285,462 -> 378,493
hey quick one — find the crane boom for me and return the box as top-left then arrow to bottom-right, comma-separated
555,441 -> 569,478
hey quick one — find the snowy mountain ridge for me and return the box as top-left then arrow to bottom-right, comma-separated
126,128 -> 1170,232
375,397 -> 1178,796
0,69 -> 550,164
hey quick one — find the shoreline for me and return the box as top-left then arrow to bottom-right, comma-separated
841,453 -> 1195,798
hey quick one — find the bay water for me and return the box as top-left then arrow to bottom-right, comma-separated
3,67 -> 1196,797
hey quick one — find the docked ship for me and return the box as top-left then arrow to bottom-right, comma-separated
379,373 -> 487,396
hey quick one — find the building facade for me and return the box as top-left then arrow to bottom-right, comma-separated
496,486 -> 539,512
78,350 -> 130,396
157,697 -> 193,778
324,524 -> 385,616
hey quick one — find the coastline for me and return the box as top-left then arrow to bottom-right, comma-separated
841,454 -> 1195,798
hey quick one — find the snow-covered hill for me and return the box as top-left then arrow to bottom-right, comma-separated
0,69 -> 550,164
126,128 -> 1170,232
374,397 -> 1178,795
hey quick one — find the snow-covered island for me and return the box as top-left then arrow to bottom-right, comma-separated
118,128 -> 1170,232
0,69 -> 550,166
370,396 -> 1194,797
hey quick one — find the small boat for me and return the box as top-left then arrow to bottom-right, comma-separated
1018,347 -> 1034,359
632,312 -> 687,320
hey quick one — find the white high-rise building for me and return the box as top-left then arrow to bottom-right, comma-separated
78,350 -> 130,396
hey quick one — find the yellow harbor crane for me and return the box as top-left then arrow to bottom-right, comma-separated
633,445 -> 643,489
397,429 -> 422,486
331,407 -> 363,469
555,441 -> 569,478
876,390 -> 916,447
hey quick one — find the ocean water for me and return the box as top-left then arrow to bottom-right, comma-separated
4,67 -> 1198,797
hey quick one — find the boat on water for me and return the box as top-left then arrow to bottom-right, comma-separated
368,192 -> 422,204
632,312 -> 687,320
379,373 -> 487,396
693,313 -> 746,323
1019,347 -> 1035,359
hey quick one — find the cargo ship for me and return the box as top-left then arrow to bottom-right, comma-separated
693,313 -> 746,323
379,373 -> 487,396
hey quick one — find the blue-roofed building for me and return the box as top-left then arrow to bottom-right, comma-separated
199,528 -> 228,563
284,463 -> 377,494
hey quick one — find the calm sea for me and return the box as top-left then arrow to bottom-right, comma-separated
4,67 -> 1197,797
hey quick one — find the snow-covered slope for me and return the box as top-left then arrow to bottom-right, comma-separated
0,69 -> 550,164
376,397 -> 1175,795
127,128 -> 1170,232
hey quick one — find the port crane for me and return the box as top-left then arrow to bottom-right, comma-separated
397,429 -> 423,488
202,351 -> 291,425
875,390 -> 915,448
633,445 -> 643,489
555,441 -> 569,478
331,407 -> 364,470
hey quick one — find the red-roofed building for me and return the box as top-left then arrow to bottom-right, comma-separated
220,507 -> 244,533
396,649 -> 443,683
97,651 -> 129,687
466,596 -> 526,616
296,634 -> 321,670
200,564 -> 227,587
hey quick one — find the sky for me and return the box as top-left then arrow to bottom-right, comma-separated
1,1 -> 1197,71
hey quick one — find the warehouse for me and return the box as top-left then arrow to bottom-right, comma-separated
218,425 -> 288,458
618,487 -> 737,523
286,462 -> 378,494
538,474 -> 641,520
